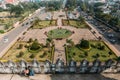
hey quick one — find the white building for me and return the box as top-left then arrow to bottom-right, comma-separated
88,0 -> 106,3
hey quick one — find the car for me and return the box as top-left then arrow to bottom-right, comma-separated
110,39 -> 116,44
107,34 -> 114,38
3,36 -> 8,43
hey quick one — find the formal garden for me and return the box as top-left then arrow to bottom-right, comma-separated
65,39 -> 117,62
1,38 -> 54,62
31,19 -> 57,29
47,28 -> 73,39
62,19 -> 89,28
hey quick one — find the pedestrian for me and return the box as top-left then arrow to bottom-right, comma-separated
23,67 -> 29,76
28,66 -> 35,76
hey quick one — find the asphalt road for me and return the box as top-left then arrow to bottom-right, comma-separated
0,7 -> 45,57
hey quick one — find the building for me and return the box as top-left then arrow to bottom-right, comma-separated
5,0 -> 14,4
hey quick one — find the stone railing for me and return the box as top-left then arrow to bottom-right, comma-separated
0,59 -> 119,74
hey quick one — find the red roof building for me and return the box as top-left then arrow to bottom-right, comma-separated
5,0 -> 14,4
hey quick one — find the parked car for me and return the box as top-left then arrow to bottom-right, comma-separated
3,36 -> 8,43
110,39 -> 116,44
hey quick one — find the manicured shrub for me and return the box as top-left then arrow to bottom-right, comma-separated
17,51 -> 24,58
97,43 -> 105,50
96,53 -> 100,58
91,44 -> 96,48
84,52 -> 88,57
30,54 -> 35,58
108,51 -> 113,56
18,44 -> 23,49
39,52 -> 47,58
28,38 -> 33,43
73,52 -> 76,56
24,44 -> 29,48
30,40 -> 40,51
101,55 -> 106,57
80,39 -> 90,49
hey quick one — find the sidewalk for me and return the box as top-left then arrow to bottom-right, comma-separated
53,10 -> 67,64
0,73 -> 120,80
0,74 -> 51,80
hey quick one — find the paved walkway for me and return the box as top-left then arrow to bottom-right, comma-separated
53,10 -> 67,64
0,74 -> 120,80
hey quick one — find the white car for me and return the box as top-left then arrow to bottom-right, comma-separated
3,36 -> 8,43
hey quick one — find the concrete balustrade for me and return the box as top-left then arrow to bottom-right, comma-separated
0,59 -> 119,74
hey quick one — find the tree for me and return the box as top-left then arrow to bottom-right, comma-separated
66,39 -> 74,46
17,51 -> 24,58
108,17 -> 119,26
73,52 -> 76,56
65,0 -> 76,10
5,24 -> 10,30
108,51 -> 113,56
30,54 -> 35,58
79,39 -> 90,49
28,38 -> 33,43
18,44 -> 23,49
102,14 -> 112,23
0,7 -> 3,12
9,5 -> 23,16
78,16 -> 85,23
96,53 -> 100,58
81,2 -> 87,11
6,3 -> 14,8
46,38 -> 53,47
84,52 -> 88,57
30,39 -> 40,51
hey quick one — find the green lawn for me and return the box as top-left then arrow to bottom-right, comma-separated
32,20 -> 57,29
62,19 -> 89,28
66,41 -> 117,62
1,42 -> 53,62
47,28 -> 72,39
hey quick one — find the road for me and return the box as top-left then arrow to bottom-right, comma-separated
0,7 -> 45,57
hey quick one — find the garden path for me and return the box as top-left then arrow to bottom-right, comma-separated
53,10 -> 67,64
